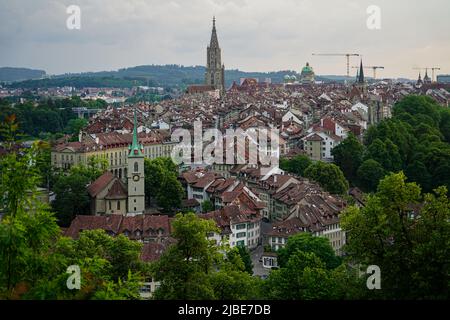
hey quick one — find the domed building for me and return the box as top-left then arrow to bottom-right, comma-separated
283,74 -> 297,84
300,62 -> 315,84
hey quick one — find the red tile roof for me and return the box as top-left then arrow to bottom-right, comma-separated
87,171 -> 115,197
105,179 -> 127,199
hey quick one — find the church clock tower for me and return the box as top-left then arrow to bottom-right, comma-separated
127,108 -> 145,215
205,16 -> 225,95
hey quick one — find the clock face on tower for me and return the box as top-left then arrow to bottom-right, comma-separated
133,174 -> 140,182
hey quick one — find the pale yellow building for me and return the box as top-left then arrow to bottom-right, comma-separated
51,131 -> 176,181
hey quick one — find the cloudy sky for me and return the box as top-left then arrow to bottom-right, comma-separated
0,0 -> 449,79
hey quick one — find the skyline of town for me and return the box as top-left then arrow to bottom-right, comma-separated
0,0 -> 449,305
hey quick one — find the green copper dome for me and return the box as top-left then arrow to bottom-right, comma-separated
301,62 -> 313,74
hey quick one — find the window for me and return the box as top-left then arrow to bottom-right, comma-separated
117,201 -> 120,210
134,161 -> 139,172
109,201 -> 112,210
236,232 -> 246,238
236,224 -> 246,230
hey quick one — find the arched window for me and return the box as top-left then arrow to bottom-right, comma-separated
134,161 -> 139,172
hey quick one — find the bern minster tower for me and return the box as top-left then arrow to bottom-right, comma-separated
127,108 -> 145,215
205,17 -> 225,95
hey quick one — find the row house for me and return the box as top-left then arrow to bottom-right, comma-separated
301,130 -> 342,161
271,182 -> 347,254
65,214 -> 172,244
267,217 -> 309,251
200,204 -> 262,249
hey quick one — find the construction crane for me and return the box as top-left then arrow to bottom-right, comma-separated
312,53 -> 360,77
351,65 -> 384,79
413,67 -> 440,82
430,67 -> 441,82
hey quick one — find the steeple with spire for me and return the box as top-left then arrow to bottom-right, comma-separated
127,107 -> 145,215
353,59 -> 367,95
205,16 -> 225,95
416,72 -> 424,88
358,59 -> 365,83
128,108 -> 143,157
423,69 -> 431,84
210,16 -> 219,48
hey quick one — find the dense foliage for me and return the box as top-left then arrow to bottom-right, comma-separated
341,172 -> 450,299
0,97 -> 105,139
150,212 -> 262,300
144,157 -> 183,213
333,95 -> 450,193
52,157 -> 108,227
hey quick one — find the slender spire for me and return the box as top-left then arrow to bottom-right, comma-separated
210,16 -> 219,47
358,59 -> 365,83
129,107 -> 143,157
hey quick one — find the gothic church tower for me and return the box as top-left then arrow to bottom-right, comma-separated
127,108 -> 145,215
205,17 -> 225,95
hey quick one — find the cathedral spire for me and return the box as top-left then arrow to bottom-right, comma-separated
129,107 -> 143,157
210,16 -> 219,47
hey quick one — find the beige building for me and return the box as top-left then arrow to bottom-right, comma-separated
51,131 -> 175,181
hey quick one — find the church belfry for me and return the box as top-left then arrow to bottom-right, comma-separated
127,108 -> 145,215
205,16 -> 225,95
355,59 -> 367,94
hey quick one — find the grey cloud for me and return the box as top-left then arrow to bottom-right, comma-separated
0,0 -> 449,78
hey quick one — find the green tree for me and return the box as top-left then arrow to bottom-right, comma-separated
356,159 -> 386,192
277,232 -> 341,269
25,230 -> 146,300
144,157 -> 183,212
341,172 -> 450,299
151,213 -> 261,300
151,212 -> 219,299
65,118 -> 88,135
201,200 -> 214,213
332,133 -> 364,183
304,161 -> 349,195
52,158 -> 108,226
227,245 -> 253,275
263,251 -> 339,300
156,172 -> 183,213
0,136 -> 59,297
280,155 -> 312,176
52,172 -> 90,227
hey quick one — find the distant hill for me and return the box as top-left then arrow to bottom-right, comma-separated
0,67 -> 46,82
6,64 -> 343,89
